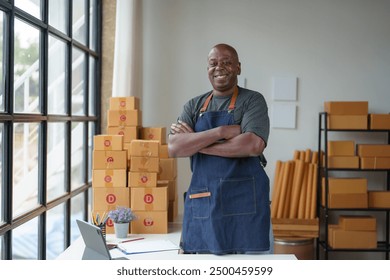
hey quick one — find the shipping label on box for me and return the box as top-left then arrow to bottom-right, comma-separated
327,141 -> 355,156
324,101 -> 368,115
109,96 -> 139,110
93,135 -> 124,151
357,144 -> 390,157
327,115 -> 368,130
131,211 -> 168,234
339,215 -> 376,231
108,109 -> 142,126
92,169 -> 127,188
128,171 -> 157,187
92,187 -> 130,210
369,114 -> 390,130
368,191 -> 390,208
131,187 -> 168,211
130,156 -> 160,172
140,127 -> 167,144
158,158 -> 177,180
130,140 -> 160,157
107,126 -> 139,143
92,150 -> 127,169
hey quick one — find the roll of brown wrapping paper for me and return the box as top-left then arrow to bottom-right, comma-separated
277,161 -> 293,218
310,164 -> 318,219
297,163 -> 309,219
271,160 -> 283,218
293,150 -> 300,160
283,161 -> 295,218
304,149 -> 311,163
304,163 -> 314,219
311,151 -> 318,164
289,160 -> 305,218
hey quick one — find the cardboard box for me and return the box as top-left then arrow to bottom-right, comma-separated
322,193 -> 368,208
369,114 -> 390,130
93,135 -> 124,151
168,197 -> 178,222
130,156 -> 160,172
338,215 -> 376,231
322,177 -> 368,193
131,211 -> 168,234
328,226 -> 377,249
360,157 -> 390,169
92,169 -> 127,188
159,144 -> 169,158
140,127 -> 167,144
130,140 -> 160,157
324,101 -> 368,115
368,191 -> 390,208
107,126 -> 139,143
158,158 -> 177,180
92,150 -> 127,170
327,141 -> 355,156
357,144 -> 390,157
128,171 -> 158,187
93,187 -> 130,210
131,187 -> 168,211
109,96 -> 139,110
107,109 -> 142,126
326,156 -> 359,169
158,180 -> 177,201
327,115 -> 368,130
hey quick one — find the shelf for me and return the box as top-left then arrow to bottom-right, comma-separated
319,206 -> 390,212
324,168 -> 390,172
318,241 -> 390,253
320,129 -> 390,133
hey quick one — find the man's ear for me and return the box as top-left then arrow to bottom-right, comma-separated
237,62 -> 241,75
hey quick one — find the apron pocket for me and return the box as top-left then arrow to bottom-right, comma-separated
221,176 -> 256,216
190,188 -> 210,219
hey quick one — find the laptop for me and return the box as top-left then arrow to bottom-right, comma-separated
76,219 -> 127,260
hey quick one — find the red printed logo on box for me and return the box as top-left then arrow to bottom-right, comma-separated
118,131 -> 124,135
120,101 -> 126,107
144,194 -> 154,204
104,175 -> 112,183
120,114 -> 126,122
148,134 -> 154,140
106,194 -> 116,204
104,140 -> 111,147
106,219 -> 114,227
140,175 -> 148,183
106,157 -> 114,163
144,218 -> 154,227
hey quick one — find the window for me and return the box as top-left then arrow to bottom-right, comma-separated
0,0 -> 101,260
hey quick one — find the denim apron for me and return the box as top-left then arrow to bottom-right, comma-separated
181,87 -> 270,254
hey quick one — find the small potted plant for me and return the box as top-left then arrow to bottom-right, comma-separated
108,206 -> 137,238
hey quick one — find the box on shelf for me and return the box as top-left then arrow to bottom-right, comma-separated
327,115 -> 368,130
131,187 -> 168,211
360,157 -> 390,169
328,226 -> 376,249
324,101 -> 368,115
128,171 -> 157,187
369,114 -> 390,130
131,211 -> 168,234
109,96 -> 139,110
92,169 -> 127,188
140,127 -> 167,144
357,144 -> 390,157
107,126 -> 139,143
93,135 -> 124,151
92,150 -> 127,170
327,141 -> 355,156
368,191 -> 390,208
322,177 -> 367,193
325,155 -> 360,169
338,215 -> 376,231
322,192 -> 368,208
129,139 -> 160,157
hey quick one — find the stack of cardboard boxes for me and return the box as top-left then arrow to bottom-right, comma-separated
92,135 -> 128,234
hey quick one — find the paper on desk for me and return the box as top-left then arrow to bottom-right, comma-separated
117,239 -> 179,255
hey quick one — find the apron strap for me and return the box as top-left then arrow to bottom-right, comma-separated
200,86 -> 239,113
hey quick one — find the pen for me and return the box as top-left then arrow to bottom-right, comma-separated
120,237 -> 145,243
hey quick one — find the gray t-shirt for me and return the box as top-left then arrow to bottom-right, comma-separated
177,86 -> 270,145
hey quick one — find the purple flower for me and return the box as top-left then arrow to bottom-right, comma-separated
108,206 -> 136,223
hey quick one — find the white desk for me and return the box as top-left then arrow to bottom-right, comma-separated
57,222 -> 297,260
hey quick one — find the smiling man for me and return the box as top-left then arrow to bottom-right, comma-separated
168,43 -> 271,254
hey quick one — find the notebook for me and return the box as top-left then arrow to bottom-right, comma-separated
76,219 -> 127,260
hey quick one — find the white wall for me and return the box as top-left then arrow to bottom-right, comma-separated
139,0 -> 390,219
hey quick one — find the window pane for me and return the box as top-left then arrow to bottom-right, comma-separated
0,12 -> 5,112
14,19 -> 40,114
13,218 -> 38,259
13,123 -> 39,217
73,0 -> 87,45
88,56 -> 96,116
47,123 -> 66,202
49,0 -> 68,34
46,204 -> 65,260
89,0 -> 97,51
71,193 -> 85,243
71,122 -> 85,190
0,124 -> 3,224
88,122 -> 95,182
15,0 -> 41,20
48,36 -> 66,115
72,47 -> 86,116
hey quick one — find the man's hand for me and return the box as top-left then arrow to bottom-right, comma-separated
170,120 -> 194,134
